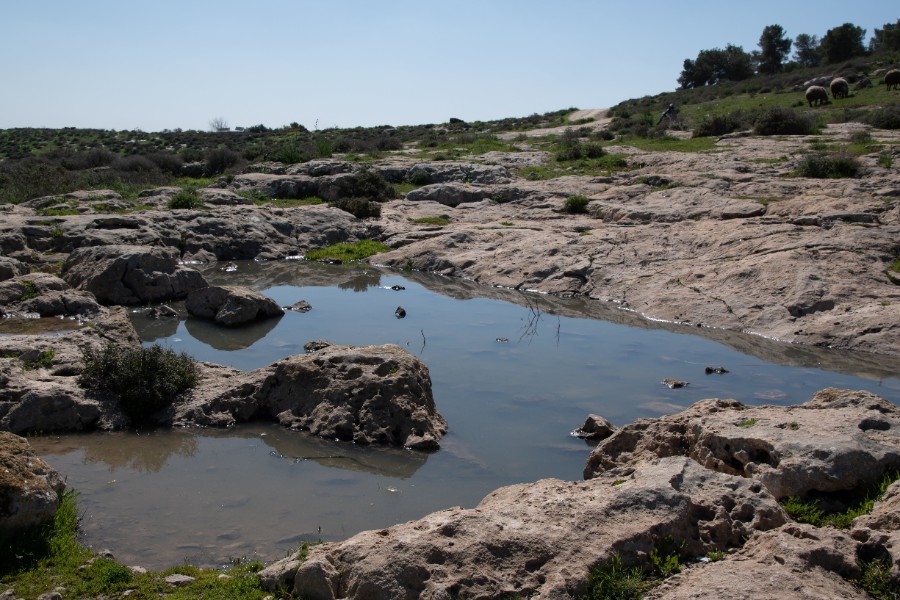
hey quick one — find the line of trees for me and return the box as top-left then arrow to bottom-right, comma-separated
678,19 -> 900,89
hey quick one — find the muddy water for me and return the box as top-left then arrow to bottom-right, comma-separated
30,261 -> 900,569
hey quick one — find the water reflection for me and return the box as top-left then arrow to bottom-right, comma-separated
32,259 -> 900,569
35,430 -> 200,473
183,315 -> 282,351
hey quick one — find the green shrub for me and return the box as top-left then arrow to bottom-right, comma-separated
860,104 -> 900,130
795,153 -> 861,178
693,110 -> 755,137
78,343 -> 200,427
168,187 -> 202,209
753,107 -> 818,136
204,148 -> 242,175
564,195 -> 590,214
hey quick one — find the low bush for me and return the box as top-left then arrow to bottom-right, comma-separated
795,152 -> 861,178
329,197 -> 382,218
78,343 -> 200,427
693,110 -> 754,137
753,107 -> 818,136
860,104 -> 900,130
564,194 -> 590,214
168,187 -> 201,209
204,148 -> 242,175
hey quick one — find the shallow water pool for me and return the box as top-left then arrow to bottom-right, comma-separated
31,261 -> 900,569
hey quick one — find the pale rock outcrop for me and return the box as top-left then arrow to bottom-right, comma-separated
646,524 -> 868,600
0,432 -> 66,536
62,245 -> 207,305
185,285 -> 284,326
259,456 -> 786,599
0,256 -> 28,281
0,273 -> 101,318
583,388 -> 900,500
405,162 -> 511,186
0,307 -> 140,434
175,343 -> 446,449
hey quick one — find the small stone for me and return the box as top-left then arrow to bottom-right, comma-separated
129,566 -> 147,575
285,300 -> 312,312
390,285 -> 405,291
165,574 -> 196,586
705,366 -> 729,375
395,306 -> 406,319
572,414 -> 617,441
663,377 -> 689,389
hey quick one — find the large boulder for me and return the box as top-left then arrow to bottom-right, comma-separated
175,343 -> 446,449
0,432 -> 66,536
185,285 -> 284,326
259,456 -> 786,599
583,388 -> 900,500
0,273 -> 101,318
61,245 -> 207,305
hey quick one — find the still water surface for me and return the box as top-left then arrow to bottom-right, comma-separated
31,261 -> 900,569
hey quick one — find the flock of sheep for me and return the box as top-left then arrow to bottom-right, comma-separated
805,68 -> 900,106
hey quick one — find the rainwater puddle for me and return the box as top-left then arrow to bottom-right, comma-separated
30,261 -> 900,569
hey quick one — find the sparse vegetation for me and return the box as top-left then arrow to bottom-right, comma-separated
304,240 -> 390,262
412,216 -> 450,225
0,489 -> 272,599
794,152 -> 861,178
738,417 -> 758,428
564,194 -> 590,214
582,537 -> 685,600
168,186 -> 202,209
781,469 -> 900,529
78,343 -> 200,427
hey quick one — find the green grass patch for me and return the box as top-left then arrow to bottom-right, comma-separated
394,182 -> 424,195
737,418 -> 758,428
36,207 -> 80,217
19,279 -> 40,301
583,537 -> 684,599
22,350 -> 55,370
411,216 -> 450,226
518,153 -> 630,180
781,469 -> 900,529
256,196 -> 325,208
615,136 -> 717,152
305,240 -> 390,262
0,490 -> 272,599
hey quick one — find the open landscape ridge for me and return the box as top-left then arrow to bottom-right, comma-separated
2,71 -> 900,597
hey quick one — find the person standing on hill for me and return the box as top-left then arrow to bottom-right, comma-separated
657,103 -> 678,125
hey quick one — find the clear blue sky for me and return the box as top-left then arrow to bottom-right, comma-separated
1,1 -> 896,132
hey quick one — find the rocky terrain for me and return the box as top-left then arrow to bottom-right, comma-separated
1,113 -> 899,597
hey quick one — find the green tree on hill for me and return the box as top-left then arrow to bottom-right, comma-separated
678,44 -> 754,89
756,25 -> 792,74
820,23 -> 867,64
870,19 -> 900,53
793,33 -> 821,67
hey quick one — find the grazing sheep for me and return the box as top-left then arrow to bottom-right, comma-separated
805,85 -> 829,107
830,77 -> 849,99
885,69 -> 900,91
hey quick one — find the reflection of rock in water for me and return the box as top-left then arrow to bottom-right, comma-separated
197,260 -> 900,380
184,314 -> 280,351
259,427 -> 427,479
130,309 -> 181,342
0,317 -> 82,335
39,430 -> 199,473
338,271 -> 383,292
